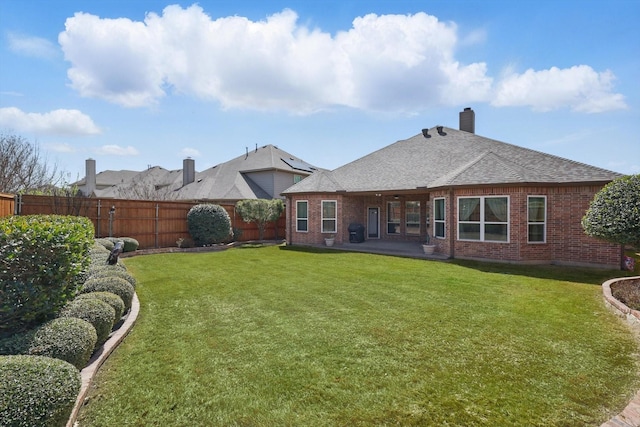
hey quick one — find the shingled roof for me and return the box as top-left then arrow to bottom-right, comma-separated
283,126 -> 621,194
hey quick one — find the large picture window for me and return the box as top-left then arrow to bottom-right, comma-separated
458,196 -> 509,242
296,200 -> 308,232
528,196 -> 546,243
321,200 -> 337,233
405,201 -> 420,235
387,201 -> 401,234
434,198 -> 445,238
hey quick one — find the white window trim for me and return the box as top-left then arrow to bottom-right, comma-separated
527,195 -> 547,244
296,200 -> 308,233
457,196 -> 510,243
321,200 -> 337,233
434,197 -> 446,239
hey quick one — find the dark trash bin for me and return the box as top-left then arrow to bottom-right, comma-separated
348,223 -> 365,243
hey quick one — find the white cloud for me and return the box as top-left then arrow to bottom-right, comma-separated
492,66 -> 627,113
7,32 -> 59,59
96,145 -> 139,156
57,5 -> 626,114
0,107 -> 101,136
46,142 -> 76,153
180,147 -> 201,158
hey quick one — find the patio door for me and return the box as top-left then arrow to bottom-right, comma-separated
367,207 -> 380,238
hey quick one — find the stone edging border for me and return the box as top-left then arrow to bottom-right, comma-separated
66,293 -> 140,427
601,276 -> 640,427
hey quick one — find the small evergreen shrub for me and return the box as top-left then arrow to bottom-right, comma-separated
59,298 -> 115,349
27,317 -> 97,370
106,236 -> 139,252
0,355 -> 81,427
81,277 -> 134,313
95,238 -> 115,251
88,269 -> 137,289
0,215 -> 94,337
76,292 -> 125,324
187,203 -> 233,245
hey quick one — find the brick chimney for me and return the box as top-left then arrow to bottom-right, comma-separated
183,158 -> 195,186
459,107 -> 475,133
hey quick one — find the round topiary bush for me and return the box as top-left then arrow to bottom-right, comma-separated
95,238 -> 115,251
0,355 -> 81,427
81,277 -> 134,314
59,298 -> 115,350
75,292 -> 125,325
27,317 -> 97,370
88,269 -> 137,289
187,203 -> 233,246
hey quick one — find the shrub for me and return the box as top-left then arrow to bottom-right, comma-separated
187,204 -> 233,246
235,199 -> 284,240
582,174 -> 640,249
27,317 -> 97,370
76,292 -> 125,323
0,215 -> 95,338
88,269 -> 137,289
95,238 -> 115,251
59,298 -> 115,349
106,236 -> 139,252
0,355 -> 81,427
81,277 -> 134,313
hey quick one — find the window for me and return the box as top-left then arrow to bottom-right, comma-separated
296,200 -> 308,232
387,201 -> 401,234
293,174 -> 303,184
434,198 -> 445,238
321,200 -> 337,233
458,196 -> 509,242
528,196 -> 546,243
405,201 -> 420,235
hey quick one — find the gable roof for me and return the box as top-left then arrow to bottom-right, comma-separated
172,144 -> 320,200
283,126 -> 622,194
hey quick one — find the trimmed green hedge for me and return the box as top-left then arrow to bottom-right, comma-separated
76,292 -> 125,326
59,298 -> 115,349
81,277 -> 134,313
88,268 -> 137,289
105,236 -> 139,252
0,355 -> 81,427
0,215 -> 94,338
27,317 -> 97,370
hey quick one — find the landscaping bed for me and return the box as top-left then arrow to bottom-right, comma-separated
611,279 -> 640,311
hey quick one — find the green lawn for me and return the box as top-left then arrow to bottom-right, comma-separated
78,245 -> 639,426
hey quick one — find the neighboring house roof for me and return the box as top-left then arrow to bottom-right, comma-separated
173,144 -> 319,200
76,169 -> 139,189
93,166 -> 183,198
283,126 -> 622,194
81,144 -> 320,200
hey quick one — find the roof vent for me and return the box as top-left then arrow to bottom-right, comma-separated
437,126 -> 446,135
421,128 -> 431,138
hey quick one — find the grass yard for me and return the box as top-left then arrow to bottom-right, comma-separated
77,245 -> 639,426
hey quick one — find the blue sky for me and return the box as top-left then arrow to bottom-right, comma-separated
1,0 -> 638,182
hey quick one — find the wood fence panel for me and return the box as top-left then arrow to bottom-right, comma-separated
12,195 -> 286,249
0,193 -> 14,218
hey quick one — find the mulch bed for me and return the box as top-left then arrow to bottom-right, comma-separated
611,278 -> 640,311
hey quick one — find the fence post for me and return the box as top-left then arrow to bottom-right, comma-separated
155,203 -> 159,248
97,200 -> 102,237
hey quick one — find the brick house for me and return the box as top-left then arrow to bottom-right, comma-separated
282,108 -> 624,269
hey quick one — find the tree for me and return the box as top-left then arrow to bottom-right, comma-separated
582,174 -> 640,249
0,133 -> 60,193
235,199 -> 284,240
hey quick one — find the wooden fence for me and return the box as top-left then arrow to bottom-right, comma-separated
11,194 -> 286,249
0,193 -> 14,218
